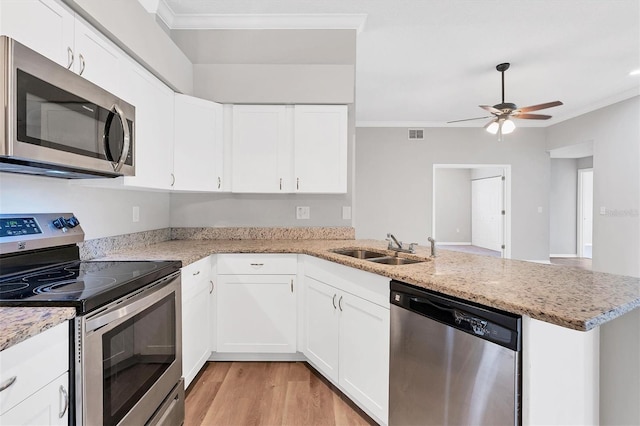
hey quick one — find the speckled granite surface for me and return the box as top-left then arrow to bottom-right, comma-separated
97,239 -> 640,332
170,227 -> 355,241
80,228 -> 171,260
0,307 -> 75,351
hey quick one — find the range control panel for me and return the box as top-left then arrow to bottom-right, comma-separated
0,213 -> 84,255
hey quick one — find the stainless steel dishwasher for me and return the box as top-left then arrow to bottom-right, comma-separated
389,280 -> 522,426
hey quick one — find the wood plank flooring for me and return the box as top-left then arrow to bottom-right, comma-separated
185,362 -> 376,426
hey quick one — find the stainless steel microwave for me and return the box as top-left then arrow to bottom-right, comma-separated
0,36 -> 135,179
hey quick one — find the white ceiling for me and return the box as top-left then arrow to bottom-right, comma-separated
154,0 -> 640,127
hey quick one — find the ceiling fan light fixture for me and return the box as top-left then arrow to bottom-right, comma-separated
502,118 -> 516,134
486,120 -> 500,135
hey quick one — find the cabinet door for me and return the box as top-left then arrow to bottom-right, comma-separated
231,105 -> 292,193
0,373 -> 69,426
294,105 -> 348,193
217,274 -> 296,353
173,94 -> 224,191
0,0 -> 74,67
339,294 -> 390,422
181,258 -> 213,388
120,59 -> 174,189
72,17 -> 121,96
303,276 -> 340,382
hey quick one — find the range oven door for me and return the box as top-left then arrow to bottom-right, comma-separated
76,272 -> 182,426
2,36 -> 135,177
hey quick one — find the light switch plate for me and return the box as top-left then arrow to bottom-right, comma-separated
132,206 -> 140,222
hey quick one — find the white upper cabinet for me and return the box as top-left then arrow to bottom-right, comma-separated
120,58 -> 174,190
294,105 -> 348,193
173,95 -> 225,192
0,0 -> 74,67
231,105 -> 293,193
230,104 -> 348,194
72,17 -> 121,96
0,0 -> 121,96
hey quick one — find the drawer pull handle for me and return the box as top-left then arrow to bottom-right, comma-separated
209,280 -> 214,294
66,47 -> 74,69
79,53 -> 86,75
59,385 -> 69,418
0,376 -> 16,392
217,176 -> 221,189
193,270 -> 200,276
290,279 -> 293,293
250,263 -> 264,267
332,294 -> 337,309
338,296 -> 343,312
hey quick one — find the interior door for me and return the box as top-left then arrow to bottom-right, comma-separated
472,176 -> 504,252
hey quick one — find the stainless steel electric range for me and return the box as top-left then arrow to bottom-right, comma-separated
0,213 -> 185,426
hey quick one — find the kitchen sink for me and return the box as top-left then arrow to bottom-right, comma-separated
331,249 -> 389,259
368,256 -> 424,265
331,249 -> 425,265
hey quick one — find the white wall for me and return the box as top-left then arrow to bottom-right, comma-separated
170,193 -> 351,227
0,174 -> 170,240
434,168 -> 471,243
355,127 -> 550,261
549,158 -> 578,256
547,96 -> 640,425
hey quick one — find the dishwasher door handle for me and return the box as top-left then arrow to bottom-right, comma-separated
409,296 -> 457,314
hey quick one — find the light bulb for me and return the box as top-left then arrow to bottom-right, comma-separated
501,118 -> 516,134
486,121 -> 499,134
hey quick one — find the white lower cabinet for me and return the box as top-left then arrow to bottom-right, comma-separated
0,322 -> 70,426
181,256 -> 213,388
216,254 -> 297,354
0,373 -> 69,426
303,257 -> 390,424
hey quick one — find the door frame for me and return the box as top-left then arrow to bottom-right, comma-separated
577,168 -> 594,258
432,164 -> 512,259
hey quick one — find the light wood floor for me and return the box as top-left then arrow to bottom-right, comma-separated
185,362 -> 376,426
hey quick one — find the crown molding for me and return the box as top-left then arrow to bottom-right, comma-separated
156,2 -> 367,33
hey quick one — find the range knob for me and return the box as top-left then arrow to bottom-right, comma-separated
52,216 -> 80,231
66,216 -> 80,228
52,217 -> 67,230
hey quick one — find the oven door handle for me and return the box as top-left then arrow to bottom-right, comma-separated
85,272 -> 179,333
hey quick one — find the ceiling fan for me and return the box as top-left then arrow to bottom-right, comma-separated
448,63 -> 563,140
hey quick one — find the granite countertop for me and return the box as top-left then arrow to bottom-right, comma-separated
0,307 -> 75,352
98,238 -> 640,332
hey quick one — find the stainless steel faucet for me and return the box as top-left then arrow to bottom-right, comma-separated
387,233 -> 417,254
427,237 -> 436,257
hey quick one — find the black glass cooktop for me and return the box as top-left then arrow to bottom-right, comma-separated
0,260 -> 181,314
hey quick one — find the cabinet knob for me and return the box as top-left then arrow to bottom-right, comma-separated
66,47 -> 74,69
79,53 -> 86,75
0,376 -> 16,392
59,385 -> 69,419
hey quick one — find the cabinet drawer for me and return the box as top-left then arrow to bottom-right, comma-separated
217,254 -> 297,275
0,322 -> 69,415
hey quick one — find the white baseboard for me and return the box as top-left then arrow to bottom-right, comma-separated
437,242 -> 472,246
208,352 -> 306,362
550,254 -> 578,258
526,259 -> 552,264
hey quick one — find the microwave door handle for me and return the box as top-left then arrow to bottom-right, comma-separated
107,104 -> 130,172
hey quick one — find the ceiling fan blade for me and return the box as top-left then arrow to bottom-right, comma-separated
516,101 -> 563,113
480,105 -> 503,114
447,115 -> 492,124
513,113 -> 552,120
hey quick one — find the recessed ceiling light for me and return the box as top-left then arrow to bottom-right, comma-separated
630,69 -> 640,76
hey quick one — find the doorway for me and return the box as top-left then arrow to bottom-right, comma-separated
433,164 -> 511,259
577,168 -> 593,259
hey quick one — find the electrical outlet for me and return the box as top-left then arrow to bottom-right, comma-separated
132,206 -> 140,222
296,206 -> 310,220
342,206 -> 352,220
